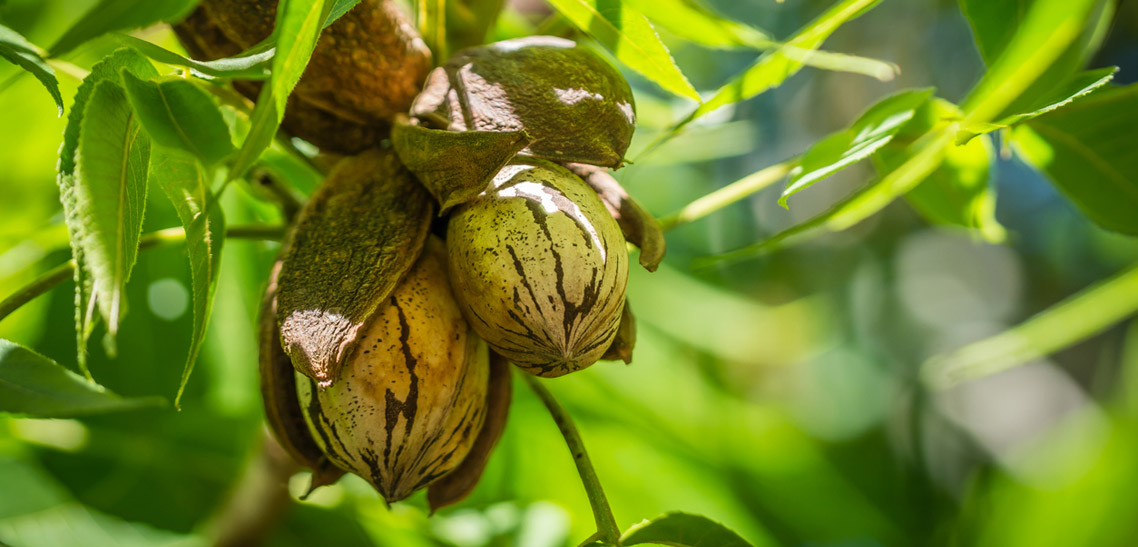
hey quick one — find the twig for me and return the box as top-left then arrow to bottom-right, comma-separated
0,224 -> 285,323
520,372 -> 621,545
658,158 -> 797,231
205,431 -> 299,547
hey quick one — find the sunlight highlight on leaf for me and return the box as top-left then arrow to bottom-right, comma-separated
960,0 -> 1098,130
780,88 -> 933,207
692,0 -> 882,119
546,0 -> 699,100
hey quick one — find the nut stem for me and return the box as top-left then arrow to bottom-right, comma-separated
519,371 -> 622,545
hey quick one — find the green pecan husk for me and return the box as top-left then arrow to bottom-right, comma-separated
446,159 -> 629,377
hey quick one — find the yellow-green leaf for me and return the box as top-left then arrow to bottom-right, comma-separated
545,0 -> 699,101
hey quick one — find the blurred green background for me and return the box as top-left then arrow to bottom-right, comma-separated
2,0 -> 1138,545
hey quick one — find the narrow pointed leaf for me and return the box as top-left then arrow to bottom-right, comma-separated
0,24 -> 63,115
996,67 -> 1116,127
56,47 -> 157,373
545,0 -> 699,100
0,339 -> 164,417
1014,84 -> 1138,235
625,0 -> 769,49
780,87 -> 933,206
115,34 -> 273,80
691,0 -> 882,121
49,0 -> 199,56
956,67 -> 1117,144
621,512 -> 754,547
229,0 -> 329,181
324,0 -> 363,27
771,46 -> 898,82
700,129 -> 951,265
150,149 -> 226,407
392,119 -> 532,211
75,80 -> 151,338
960,0 -> 1113,124
121,72 -> 234,168
959,0 -> 1099,132
923,262 -> 1138,390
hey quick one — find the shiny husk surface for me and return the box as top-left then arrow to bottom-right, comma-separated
447,160 -> 629,377
410,36 -> 636,168
295,239 -> 490,502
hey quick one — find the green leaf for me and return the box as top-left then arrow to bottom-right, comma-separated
998,66 -> 1116,126
959,0 -> 1101,132
49,0 -> 200,56
960,0 -> 1113,123
691,0 -> 882,120
780,87 -> 934,207
545,0 -> 699,101
700,129 -> 951,266
956,66 -> 1116,144
625,0 -> 770,49
0,339 -> 164,417
57,49 -> 158,371
626,0 -> 896,82
771,46 -> 898,82
958,0 -> 1030,65
922,262 -> 1138,389
874,97 -> 1005,241
58,49 -> 158,178
902,132 -> 1004,242
1013,84 -> 1138,235
120,72 -> 234,168
75,80 -> 151,339
114,34 -> 272,80
621,512 -> 754,547
229,0 -> 329,181
324,0 -> 362,27
149,150 -> 226,408
0,23 -> 63,115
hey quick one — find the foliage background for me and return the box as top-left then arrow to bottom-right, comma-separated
1,0 -> 1137,545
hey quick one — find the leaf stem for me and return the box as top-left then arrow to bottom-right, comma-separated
658,158 -> 797,231
520,372 -> 621,545
0,261 -> 74,323
0,224 -> 285,323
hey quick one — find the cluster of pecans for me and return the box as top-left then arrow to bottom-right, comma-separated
179,0 -> 664,508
